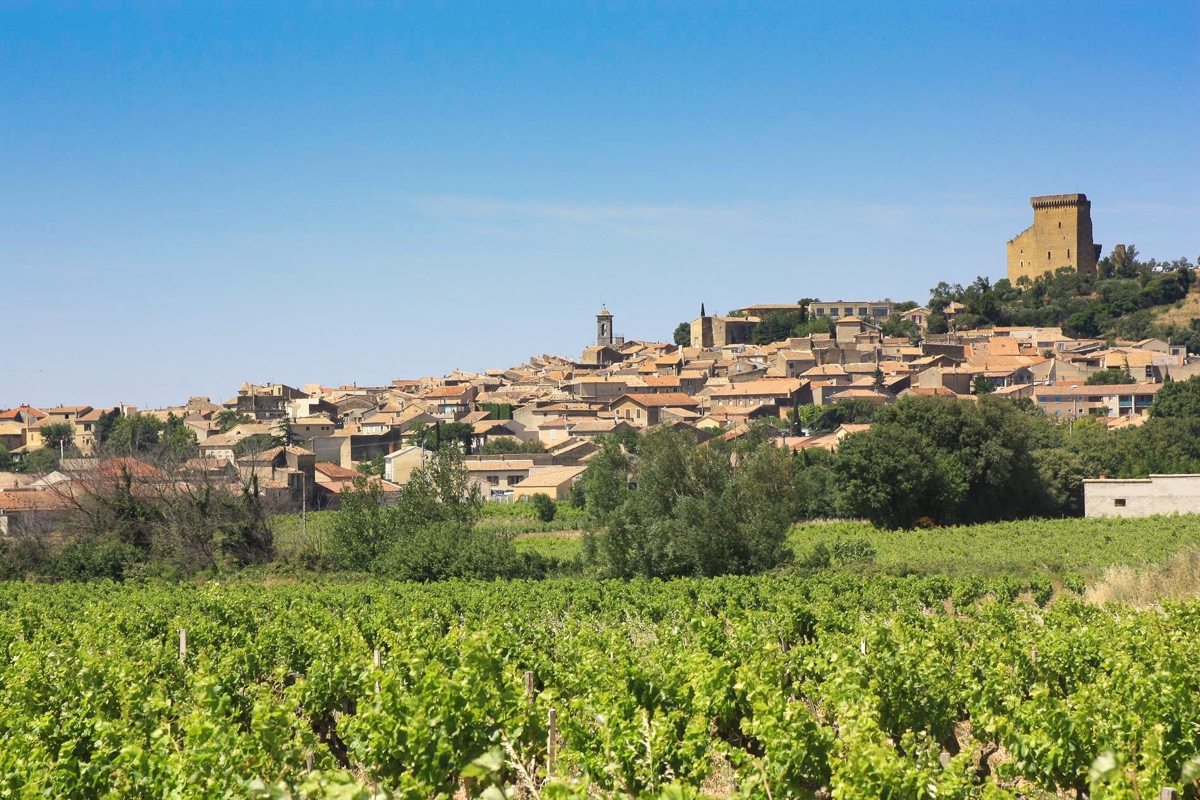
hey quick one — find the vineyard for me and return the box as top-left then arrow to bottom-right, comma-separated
507,515 -> 1200,580
1,577 -> 1197,799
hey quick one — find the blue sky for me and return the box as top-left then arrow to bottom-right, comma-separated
2,2 -> 1197,408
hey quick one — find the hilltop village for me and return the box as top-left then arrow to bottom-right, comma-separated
1,193 -> 1197,523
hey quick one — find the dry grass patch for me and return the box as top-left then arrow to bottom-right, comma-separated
1085,547 -> 1200,607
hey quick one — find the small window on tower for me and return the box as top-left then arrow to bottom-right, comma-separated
1067,249 -> 1071,258
1048,251 -> 1052,260
1058,222 -> 1062,229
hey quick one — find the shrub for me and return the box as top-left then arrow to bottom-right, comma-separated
52,541 -> 142,582
988,575 -> 1024,602
529,493 -> 557,523
797,541 -> 832,569
1062,572 -> 1087,595
830,537 -> 877,566
1028,574 -> 1054,607
375,523 -> 524,582
951,575 -> 986,608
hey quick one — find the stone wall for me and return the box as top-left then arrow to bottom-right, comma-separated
1007,194 -> 1100,284
1084,474 -> 1200,518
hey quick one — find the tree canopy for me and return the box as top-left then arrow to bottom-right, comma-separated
673,322 -> 691,346
1086,368 -> 1136,386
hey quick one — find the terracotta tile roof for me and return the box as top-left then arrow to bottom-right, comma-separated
515,465 -> 587,488
709,379 -> 803,397
423,385 -> 473,399
93,458 -> 167,480
315,462 -> 360,480
0,406 -> 46,421
611,393 -> 701,409
0,489 -> 69,512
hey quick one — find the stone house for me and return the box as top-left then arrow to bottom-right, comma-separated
1084,474 -> 1200,518
609,393 -> 702,429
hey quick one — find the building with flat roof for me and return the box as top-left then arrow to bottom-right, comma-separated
1084,474 -> 1200,518
808,301 -> 893,321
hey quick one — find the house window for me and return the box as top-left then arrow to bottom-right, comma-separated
507,476 -> 521,486
844,307 -> 853,316
815,308 -> 825,317
1114,498 -> 1126,507
487,475 -> 499,485
858,307 -> 868,316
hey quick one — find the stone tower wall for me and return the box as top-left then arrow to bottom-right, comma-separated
1007,194 -> 1099,284
596,312 -> 614,347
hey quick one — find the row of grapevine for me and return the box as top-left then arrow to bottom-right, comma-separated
0,576 -> 1196,799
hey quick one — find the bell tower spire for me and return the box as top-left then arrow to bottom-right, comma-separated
596,307 -> 614,347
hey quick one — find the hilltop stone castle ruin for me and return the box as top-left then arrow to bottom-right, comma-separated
1007,193 -> 1102,284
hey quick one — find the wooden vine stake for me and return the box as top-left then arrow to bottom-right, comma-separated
178,628 -> 187,662
374,649 -> 382,694
547,707 -> 558,777
525,670 -> 535,704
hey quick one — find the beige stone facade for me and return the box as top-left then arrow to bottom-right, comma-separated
1084,474 -> 1200,518
1007,194 -> 1100,284
690,315 -> 759,349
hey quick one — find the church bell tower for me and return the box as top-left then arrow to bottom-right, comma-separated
596,307 -> 614,347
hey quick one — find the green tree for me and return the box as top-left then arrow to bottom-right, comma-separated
590,428 -> 794,577
410,421 -> 474,453
673,322 -> 691,346
529,493 -> 557,523
1032,448 -> 1087,517
752,308 -> 807,345
356,454 -> 385,476
233,433 -> 285,457
161,414 -> 198,458
39,422 -> 75,454
106,413 -> 165,453
21,448 -> 59,474
0,443 -> 13,472
328,449 -> 507,579
579,436 -> 632,524
835,423 -> 966,529
836,395 -> 1050,527
1150,375 -> 1200,418
93,408 -> 122,445
215,410 -> 254,433
807,399 -> 877,434
480,437 -> 545,455
791,316 -> 832,337
972,375 -> 996,395
1086,367 -> 1135,386
880,314 -> 920,339
327,476 -> 390,571
212,476 -> 275,566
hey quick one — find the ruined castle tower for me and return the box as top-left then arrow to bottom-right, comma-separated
1006,194 -> 1102,285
